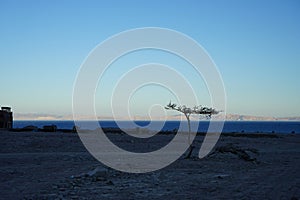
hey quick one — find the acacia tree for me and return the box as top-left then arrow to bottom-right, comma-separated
165,101 -> 220,158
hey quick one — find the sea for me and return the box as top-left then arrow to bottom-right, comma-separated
13,120 -> 300,134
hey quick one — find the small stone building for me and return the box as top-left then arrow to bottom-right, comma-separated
0,106 -> 13,129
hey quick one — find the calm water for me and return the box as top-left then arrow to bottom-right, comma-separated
13,120 -> 300,134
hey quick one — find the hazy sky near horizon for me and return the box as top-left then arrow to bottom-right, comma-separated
0,0 -> 299,118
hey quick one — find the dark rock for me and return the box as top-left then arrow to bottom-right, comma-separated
43,125 -> 57,132
21,125 -> 38,132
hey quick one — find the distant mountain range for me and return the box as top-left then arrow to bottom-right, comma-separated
214,114 -> 300,121
14,113 -> 300,121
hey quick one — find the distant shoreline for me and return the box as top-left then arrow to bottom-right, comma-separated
4,129 -> 282,138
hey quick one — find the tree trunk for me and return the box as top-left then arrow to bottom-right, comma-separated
185,145 -> 195,159
184,114 -> 194,159
187,115 -> 191,146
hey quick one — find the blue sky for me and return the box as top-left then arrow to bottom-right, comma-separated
0,0 -> 299,118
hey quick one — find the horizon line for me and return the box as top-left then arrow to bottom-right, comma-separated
13,113 -> 300,121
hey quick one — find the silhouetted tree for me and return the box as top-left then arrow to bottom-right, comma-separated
165,101 -> 219,158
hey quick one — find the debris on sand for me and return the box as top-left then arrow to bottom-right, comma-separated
86,166 -> 108,177
209,144 -> 259,162
70,166 -> 110,180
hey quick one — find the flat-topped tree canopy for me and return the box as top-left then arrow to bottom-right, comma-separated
165,101 -> 220,118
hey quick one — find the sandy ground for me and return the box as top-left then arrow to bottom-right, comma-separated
0,130 -> 299,200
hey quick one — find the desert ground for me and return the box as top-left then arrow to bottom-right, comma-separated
0,130 -> 299,200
